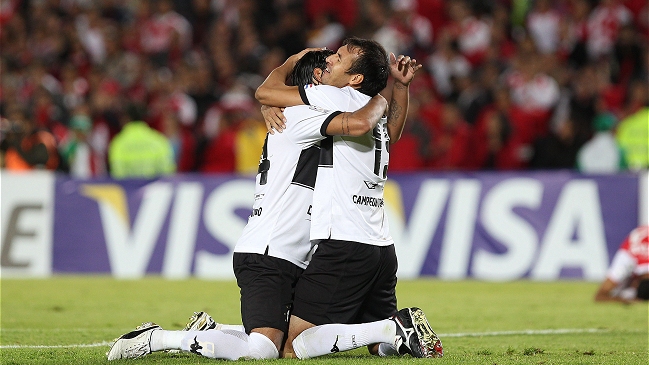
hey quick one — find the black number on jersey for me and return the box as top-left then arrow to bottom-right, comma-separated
319,136 -> 333,167
372,127 -> 389,178
292,145 -> 320,189
258,135 -> 270,185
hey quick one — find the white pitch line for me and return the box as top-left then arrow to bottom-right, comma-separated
1,341 -> 112,349
1,328 -> 120,332
0,328 -> 609,349
438,328 -> 607,337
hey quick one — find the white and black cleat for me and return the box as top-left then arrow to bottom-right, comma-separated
106,322 -> 161,360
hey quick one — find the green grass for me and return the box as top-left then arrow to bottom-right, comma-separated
1,277 -> 647,364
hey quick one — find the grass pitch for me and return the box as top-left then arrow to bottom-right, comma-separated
1,277 -> 647,364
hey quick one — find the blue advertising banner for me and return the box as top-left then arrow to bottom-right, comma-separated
53,175 -> 255,278
47,171 -> 640,280
384,172 -> 638,280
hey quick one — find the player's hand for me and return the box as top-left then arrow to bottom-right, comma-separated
389,53 -> 423,86
288,47 -> 328,67
261,105 -> 286,134
296,47 -> 327,60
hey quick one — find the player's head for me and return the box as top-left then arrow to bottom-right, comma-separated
321,37 -> 389,97
289,49 -> 335,87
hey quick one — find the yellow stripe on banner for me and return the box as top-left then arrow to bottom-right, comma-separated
384,180 -> 404,221
80,184 -> 130,226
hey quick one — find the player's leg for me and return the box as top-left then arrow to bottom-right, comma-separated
286,239 -> 396,358
107,324 -> 250,360
283,314 -> 316,357
156,328 -> 283,360
150,253 -> 298,359
182,311 -> 245,332
358,245 -> 442,358
181,312 -> 281,357
357,243 -> 399,356
289,243 -> 443,359
247,328 -> 283,358
108,253 -> 301,361
234,252 -> 303,358
162,311 -> 246,354
290,317 -> 399,358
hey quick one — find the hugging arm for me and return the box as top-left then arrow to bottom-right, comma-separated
255,49 -> 321,108
325,94 -> 387,137
260,93 -> 387,138
256,49 -> 323,133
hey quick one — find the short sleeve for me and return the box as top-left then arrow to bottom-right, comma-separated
302,85 -> 353,112
607,249 -> 636,283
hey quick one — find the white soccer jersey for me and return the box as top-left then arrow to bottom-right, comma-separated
607,226 -> 649,283
300,85 -> 394,246
606,226 -> 649,300
234,102 -> 339,268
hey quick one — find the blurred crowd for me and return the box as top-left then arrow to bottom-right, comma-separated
0,0 -> 647,178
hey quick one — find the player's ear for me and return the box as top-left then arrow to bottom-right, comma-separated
349,73 -> 364,88
313,68 -> 323,85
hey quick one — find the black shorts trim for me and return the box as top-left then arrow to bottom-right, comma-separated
233,253 -> 303,334
291,239 -> 398,325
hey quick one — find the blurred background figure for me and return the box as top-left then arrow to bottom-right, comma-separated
526,0 -> 561,55
0,0 -> 646,176
59,113 -> 107,178
576,113 -> 627,173
615,106 -> 649,170
594,225 -> 649,303
108,103 -> 175,179
0,109 -> 59,171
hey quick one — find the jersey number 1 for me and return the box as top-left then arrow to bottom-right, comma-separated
258,135 -> 270,185
373,127 -> 389,178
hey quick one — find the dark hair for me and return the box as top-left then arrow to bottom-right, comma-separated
289,49 -> 335,87
342,37 -> 389,97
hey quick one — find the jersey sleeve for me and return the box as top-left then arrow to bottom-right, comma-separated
301,85 -> 354,112
283,105 -> 339,146
606,249 -> 636,283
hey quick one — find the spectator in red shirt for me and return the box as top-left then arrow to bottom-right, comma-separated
427,102 -> 472,170
587,0 -> 632,60
444,0 -> 491,66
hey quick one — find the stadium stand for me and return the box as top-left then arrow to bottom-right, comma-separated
1,0 -> 647,174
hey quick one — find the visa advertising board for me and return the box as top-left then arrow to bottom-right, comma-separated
1,171 -> 645,280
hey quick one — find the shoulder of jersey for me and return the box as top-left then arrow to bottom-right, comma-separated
305,84 -> 344,93
305,84 -> 351,105
344,86 -> 371,102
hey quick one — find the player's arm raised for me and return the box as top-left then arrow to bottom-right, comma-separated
325,94 -> 387,137
386,53 -> 422,144
255,48 -> 321,108
256,48 -> 323,133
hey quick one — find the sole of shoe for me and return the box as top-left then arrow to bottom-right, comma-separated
410,307 -> 443,358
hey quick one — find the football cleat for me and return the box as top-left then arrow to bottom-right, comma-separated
106,322 -> 161,360
183,311 -> 217,331
409,307 -> 443,358
391,307 -> 443,358
166,311 -> 219,354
